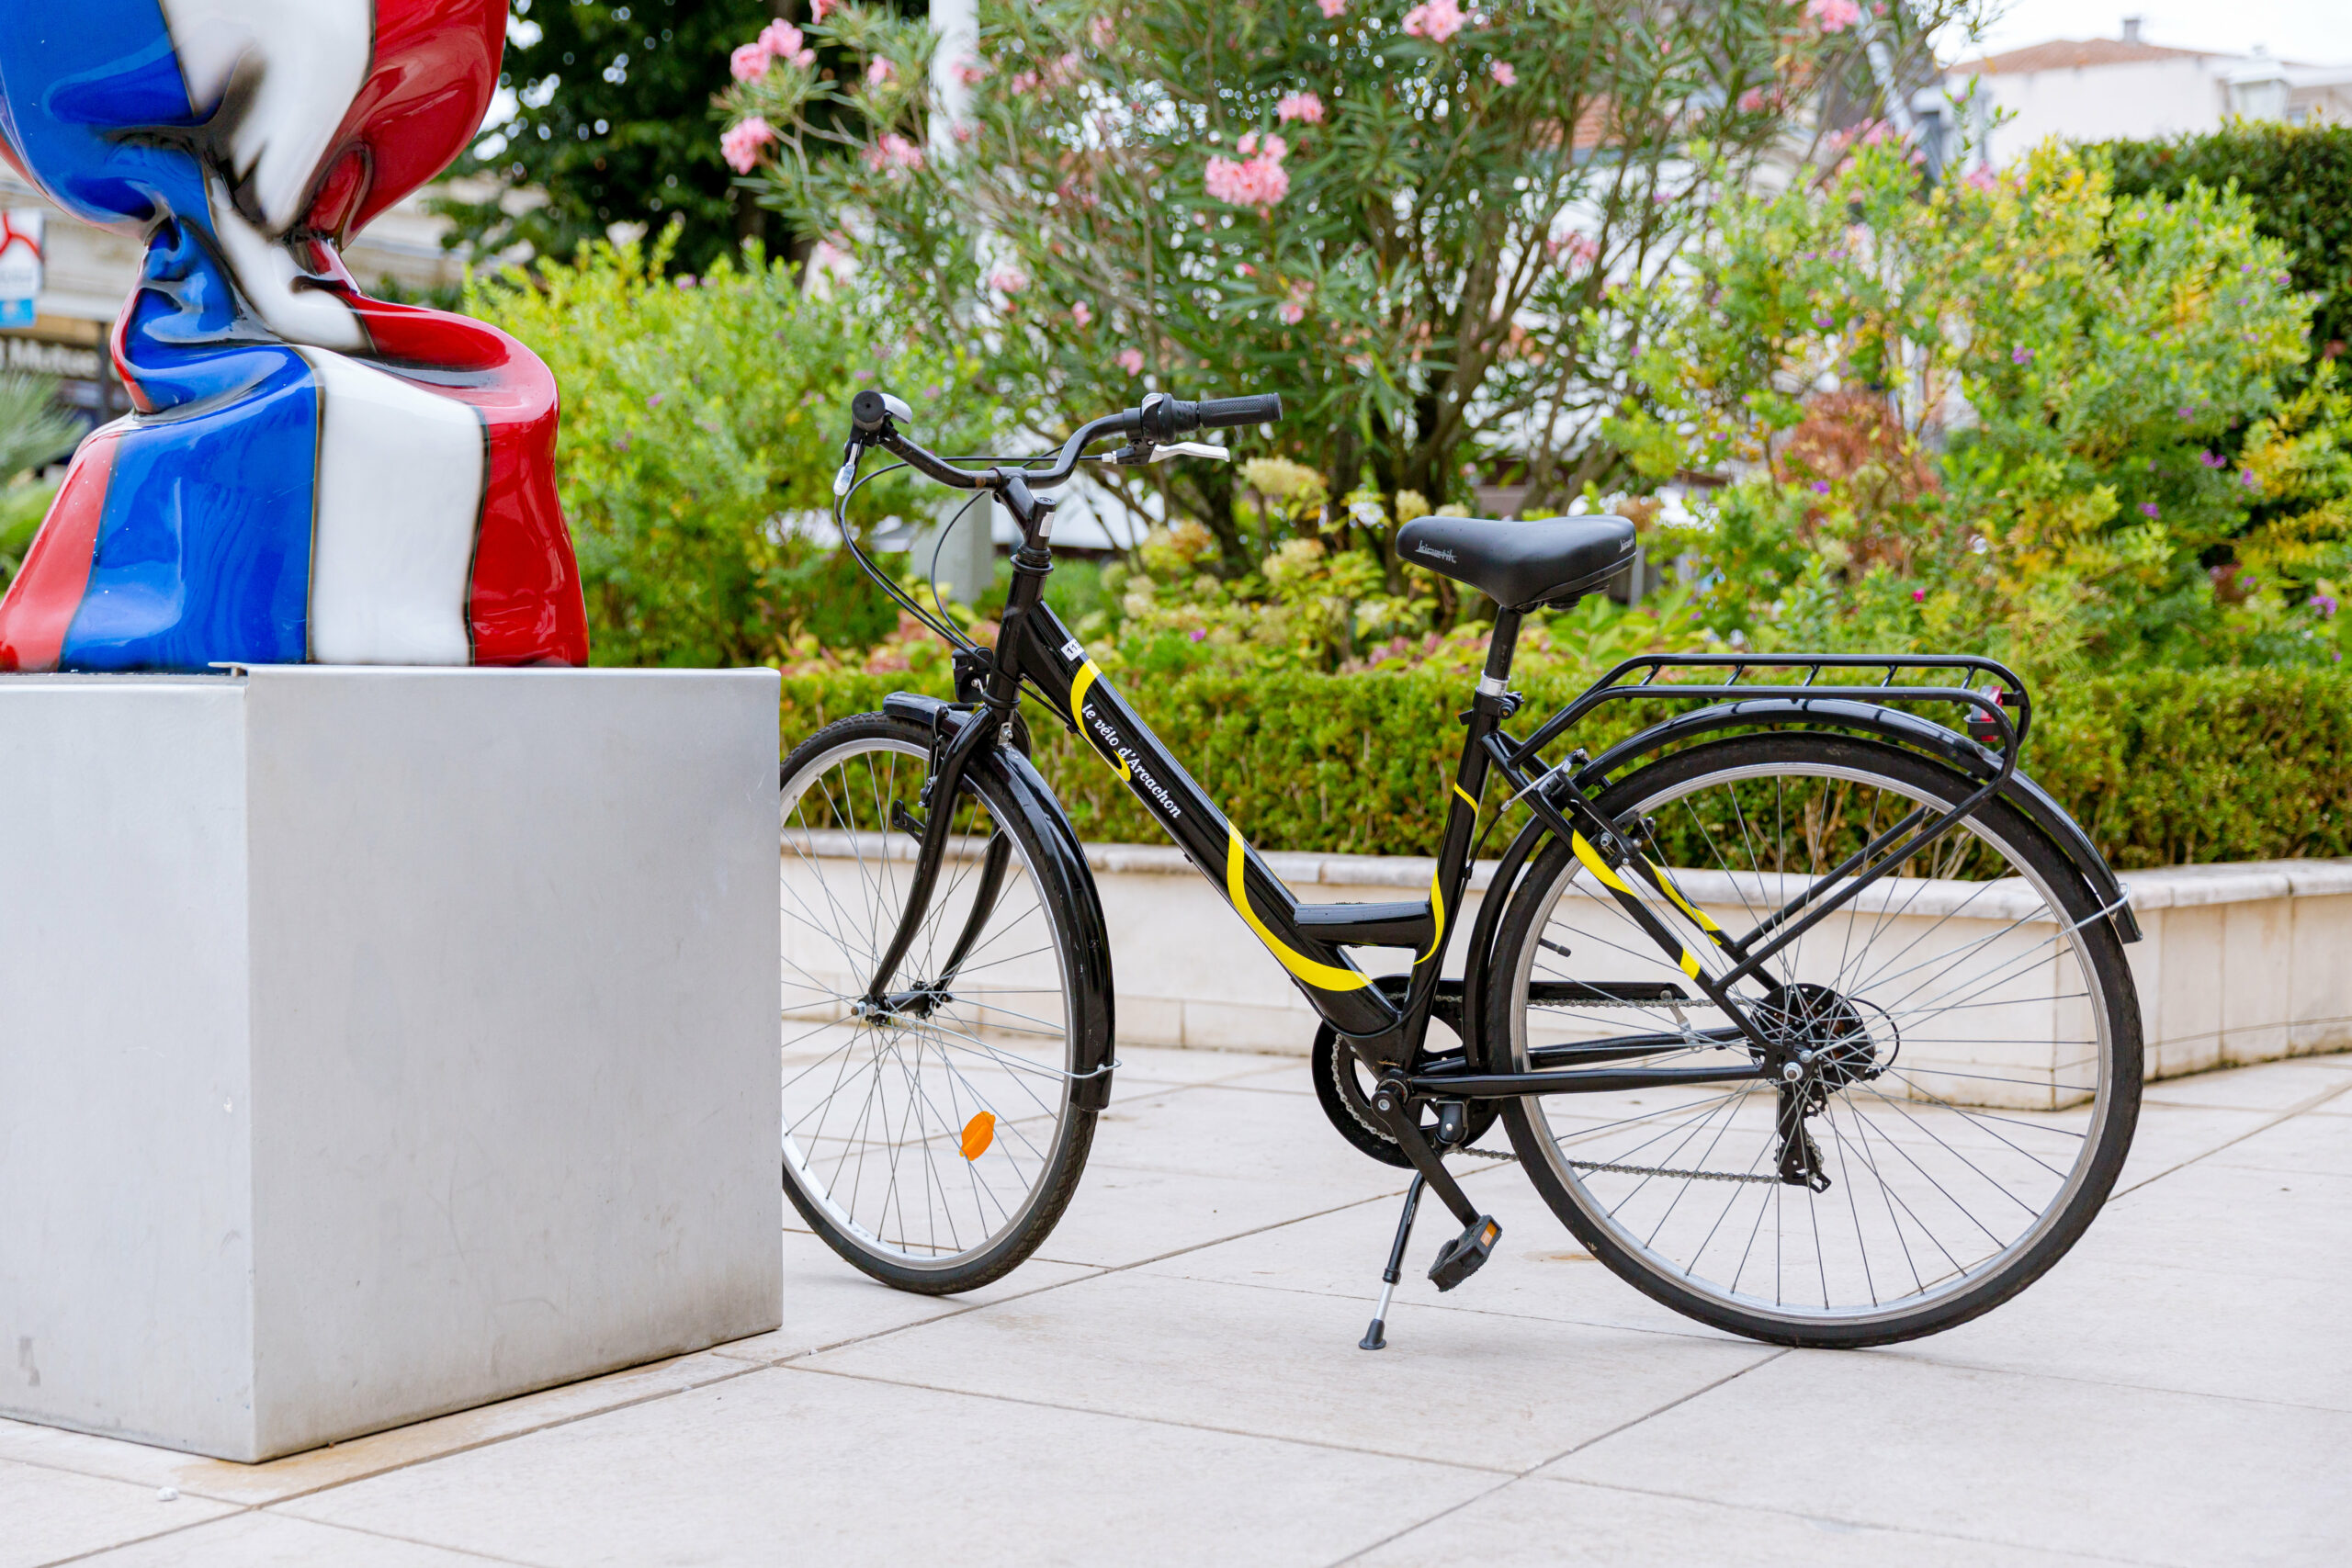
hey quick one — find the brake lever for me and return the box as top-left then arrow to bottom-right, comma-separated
1149,441 -> 1230,463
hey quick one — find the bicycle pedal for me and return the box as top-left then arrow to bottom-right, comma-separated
1428,1215 -> 1500,1292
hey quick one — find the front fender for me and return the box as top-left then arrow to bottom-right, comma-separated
884,693 -> 1119,1108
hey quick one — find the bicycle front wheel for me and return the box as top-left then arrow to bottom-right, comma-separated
1488,732 -> 2141,1347
778,713 -> 1096,1293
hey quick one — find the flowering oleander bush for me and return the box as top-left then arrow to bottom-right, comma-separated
720,0 -> 1968,587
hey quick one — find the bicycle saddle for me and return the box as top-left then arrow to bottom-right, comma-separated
1396,513 -> 1637,610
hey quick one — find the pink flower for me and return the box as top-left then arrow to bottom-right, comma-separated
1318,0 -> 1348,15
1277,91 -> 1326,124
1279,300 -> 1306,324
953,56 -> 990,86
1545,231 -> 1600,268
1117,347 -> 1145,375
1807,0 -> 1861,32
1489,61 -> 1516,86
1736,86 -> 1765,111
1091,15 -> 1115,48
1401,0 -> 1466,44
1204,141 -> 1291,208
810,0 -> 838,18
759,21 -> 803,58
989,267 -> 1029,294
1073,301 -> 1094,327
866,57 -> 895,85
862,131 -> 925,174
1010,70 -> 1040,93
721,118 -> 775,174
729,42 -> 772,83
1963,164 -> 1998,191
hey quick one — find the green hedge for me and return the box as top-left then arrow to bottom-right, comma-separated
781,667 -> 2352,871
2101,122 -> 2352,360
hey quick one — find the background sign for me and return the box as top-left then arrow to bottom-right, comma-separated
0,210 -> 45,329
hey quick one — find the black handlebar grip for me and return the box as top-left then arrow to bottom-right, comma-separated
1194,394 -> 1283,430
850,389 -> 913,435
1138,391 -> 1283,439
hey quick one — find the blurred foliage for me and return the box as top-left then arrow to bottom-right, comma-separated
0,477 -> 61,597
0,371 -> 74,595
0,371 -> 77,482
466,231 -> 989,666
1610,141 -> 2351,680
2100,120 -> 2352,372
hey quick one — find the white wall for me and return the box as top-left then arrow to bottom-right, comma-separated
1957,58 -> 2233,165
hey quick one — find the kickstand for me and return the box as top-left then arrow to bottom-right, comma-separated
1359,1173 -> 1427,1351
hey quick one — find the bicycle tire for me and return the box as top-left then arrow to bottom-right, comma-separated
778,712 -> 1096,1293
1487,732 -> 2142,1347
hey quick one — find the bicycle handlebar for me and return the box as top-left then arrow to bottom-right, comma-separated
852,388 -> 1283,495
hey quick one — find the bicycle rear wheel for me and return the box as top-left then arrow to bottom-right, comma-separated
1488,732 -> 2141,1346
778,713 -> 1095,1293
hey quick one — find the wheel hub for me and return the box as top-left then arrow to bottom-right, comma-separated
1752,981 -> 1890,1108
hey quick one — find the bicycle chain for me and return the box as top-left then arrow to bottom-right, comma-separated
1453,1145 -> 1774,1184
1566,1158 -> 1778,1184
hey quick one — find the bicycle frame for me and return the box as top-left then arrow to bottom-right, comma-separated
842,399 -> 2128,1229
883,487 -> 2054,1097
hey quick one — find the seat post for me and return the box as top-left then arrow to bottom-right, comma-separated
1477,607 -> 1522,701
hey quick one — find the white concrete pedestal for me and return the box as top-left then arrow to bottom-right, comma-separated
0,667 -> 782,1462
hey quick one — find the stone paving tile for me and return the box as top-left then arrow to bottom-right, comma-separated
0,1455 -> 235,1568
1349,1475 -> 2132,1567
1087,1079 -> 1423,1190
1545,1351 -> 2352,1568
708,1229 -> 1101,1365
2141,1056 -> 2352,1111
2113,1101 -> 2278,1185
277,1366 -> 1494,1568
1033,1157 -> 1408,1269
2088,1162 -> 2352,1286
1888,1242 -> 2352,1412
2203,1110 -> 2352,1178
0,1351 -> 752,1507
75,1512 -> 512,1566
1131,1160 -> 1724,1342
1107,1043 -> 1299,1090
799,1269 -> 1774,1472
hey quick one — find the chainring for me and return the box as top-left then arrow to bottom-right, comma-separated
1312,1016 -> 1500,1168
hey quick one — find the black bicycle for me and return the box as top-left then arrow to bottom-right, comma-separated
777,389 -> 2143,1349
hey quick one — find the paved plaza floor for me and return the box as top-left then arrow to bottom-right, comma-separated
6,1046 -> 2350,1566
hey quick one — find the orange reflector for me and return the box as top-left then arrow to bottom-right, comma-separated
960,1111 -> 996,1161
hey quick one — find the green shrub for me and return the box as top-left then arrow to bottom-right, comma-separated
466,234 -> 989,668
781,664 -> 2352,870
2100,122 -> 2352,366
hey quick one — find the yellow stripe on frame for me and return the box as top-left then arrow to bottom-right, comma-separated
1067,660 -> 1130,781
1418,866 -> 1445,964
1226,829 -> 1372,992
1453,783 -> 1479,812
1646,858 -> 1724,933
1569,832 -> 1636,897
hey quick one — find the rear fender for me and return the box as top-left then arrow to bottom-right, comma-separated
1570,698 -> 2137,943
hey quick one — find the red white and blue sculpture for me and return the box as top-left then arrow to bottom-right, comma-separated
0,1 -> 588,671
